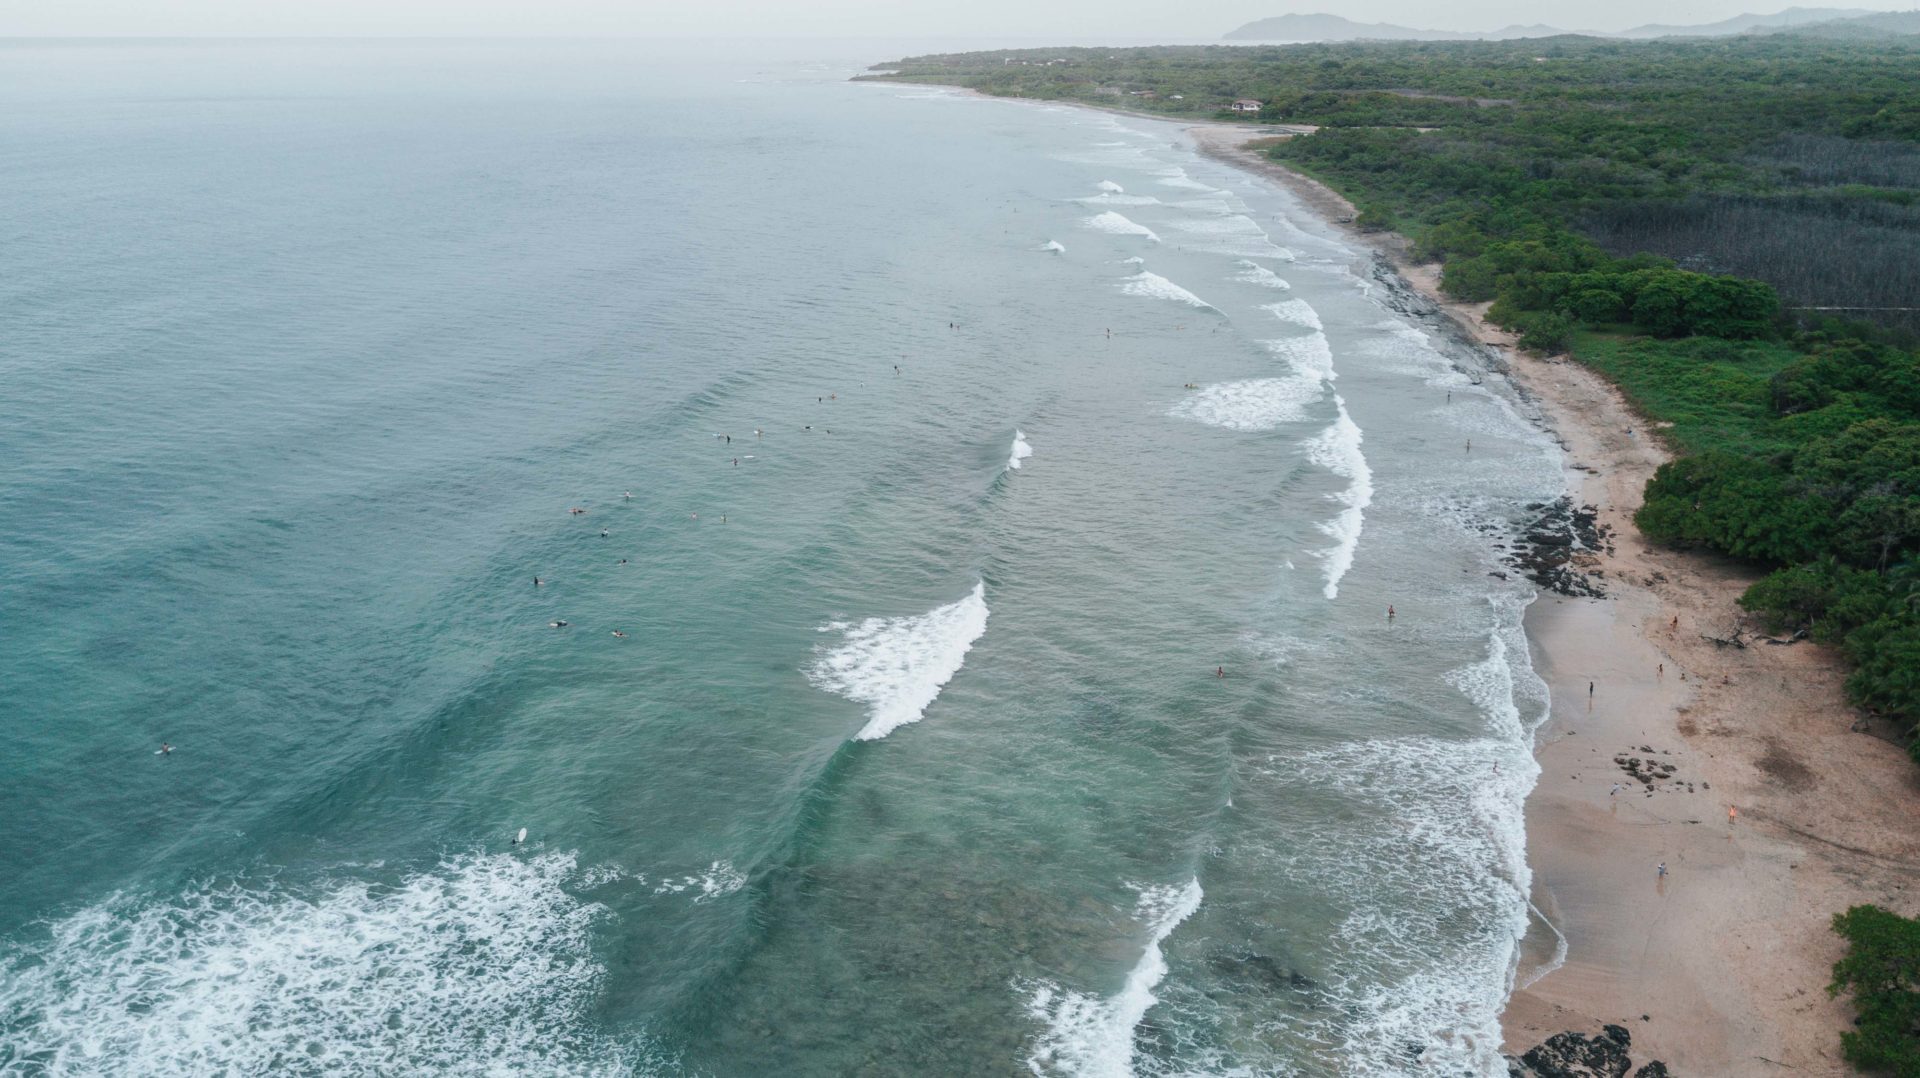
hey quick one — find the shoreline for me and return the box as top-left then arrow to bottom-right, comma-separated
1181,120 -> 1920,1074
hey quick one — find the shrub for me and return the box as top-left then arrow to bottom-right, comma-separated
1829,904 -> 1920,1075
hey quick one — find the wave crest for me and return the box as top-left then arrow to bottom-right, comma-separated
809,582 -> 990,741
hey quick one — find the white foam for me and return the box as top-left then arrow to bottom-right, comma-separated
1263,335 -> 1335,381
1169,214 -> 1266,236
1024,879 -> 1203,1078
1164,215 -> 1295,259
1007,430 -> 1034,471
1170,378 -> 1322,431
810,581 -> 990,741
1118,270 -> 1214,310
1156,170 -> 1225,194
1040,240 -> 1066,254
1263,299 -> 1323,331
1096,180 -> 1125,193
1256,613 -> 1550,1076
651,860 -> 747,903
0,851 -> 645,1075
1077,193 -> 1162,207
1231,260 -> 1290,290
1083,212 -> 1159,242
1305,397 -> 1373,599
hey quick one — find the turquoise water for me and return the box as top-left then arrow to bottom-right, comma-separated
0,40 -> 1564,1076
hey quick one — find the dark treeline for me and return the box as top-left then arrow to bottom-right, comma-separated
1583,196 -> 1920,334
868,36 -> 1920,812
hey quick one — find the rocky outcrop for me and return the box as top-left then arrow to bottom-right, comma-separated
1506,1023 -> 1670,1077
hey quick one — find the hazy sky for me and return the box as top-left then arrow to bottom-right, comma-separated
2,0 -> 1912,38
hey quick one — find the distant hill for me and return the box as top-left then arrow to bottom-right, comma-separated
1617,6 -> 1874,36
1223,7 -> 1882,42
1221,13 -> 1574,41
1770,9 -> 1920,36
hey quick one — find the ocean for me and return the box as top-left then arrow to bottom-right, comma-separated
0,39 -> 1565,1076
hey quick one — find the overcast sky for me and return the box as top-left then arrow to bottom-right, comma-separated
2,0 -> 1912,38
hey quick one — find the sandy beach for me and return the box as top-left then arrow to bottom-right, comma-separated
1188,121 -> 1920,1075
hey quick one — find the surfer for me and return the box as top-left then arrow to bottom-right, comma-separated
1387,605 -> 1395,619
601,528 -> 609,538
1215,666 -> 1225,678
754,428 -> 762,438
157,743 -> 172,756
534,576 -> 542,586
624,490 -> 632,500
732,458 -> 738,466
570,506 -> 585,515
550,620 -> 569,628
611,630 -> 627,638
618,558 -> 628,565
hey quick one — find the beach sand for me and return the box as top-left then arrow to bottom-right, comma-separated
1189,122 -> 1920,1075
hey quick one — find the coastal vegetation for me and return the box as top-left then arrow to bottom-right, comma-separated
1830,904 -> 1920,1074
865,34 -> 1920,756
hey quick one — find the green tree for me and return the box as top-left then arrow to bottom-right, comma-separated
1830,904 -> 1920,1075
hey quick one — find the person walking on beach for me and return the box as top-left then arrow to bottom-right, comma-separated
1728,805 -> 1738,825
1610,783 -> 1624,797
1589,681 -> 1594,697
1657,862 -> 1667,879
1658,663 -> 1664,679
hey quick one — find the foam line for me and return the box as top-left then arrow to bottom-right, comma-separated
0,851 -> 639,1074
1118,270 -> 1214,310
1306,396 -> 1374,599
1024,879 -> 1204,1077
1083,212 -> 1160,242
810,582 -> 990,741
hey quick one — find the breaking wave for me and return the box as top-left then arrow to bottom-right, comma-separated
1305,397 -> 1373,599
1118,270 -> 1214,310
1023,879 -> 1204,1077
1170,378 -> 1322,431
1264,299 -> 1323,331
1007,430 -> 1034,471
1232,260 -> 1290,290
1084,212 -> 1160,242
809,581 -> 990,741
0,851 -> 646,1076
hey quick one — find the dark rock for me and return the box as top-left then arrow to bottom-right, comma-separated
1511,1023 -> 1634,1078
1632,1063 -> 1670,1078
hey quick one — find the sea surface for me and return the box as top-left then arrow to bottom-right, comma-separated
0,39 -> 1565,1076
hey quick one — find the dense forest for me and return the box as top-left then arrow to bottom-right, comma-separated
864,37 -> 1920,790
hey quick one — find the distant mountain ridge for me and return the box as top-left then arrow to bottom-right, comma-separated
1222,7 -> 1893,42
1221,13 -> 1577,41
